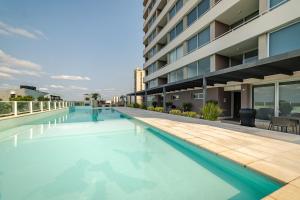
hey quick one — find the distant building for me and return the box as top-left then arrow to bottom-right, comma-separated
0,85 -> 48,101
112,96 -> 119,104
134,67 -> 145,104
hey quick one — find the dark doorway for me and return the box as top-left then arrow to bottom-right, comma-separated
233,92 -> 241,119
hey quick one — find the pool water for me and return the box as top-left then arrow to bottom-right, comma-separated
0,107 -> 282,200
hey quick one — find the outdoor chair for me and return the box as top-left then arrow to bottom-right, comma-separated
268,117 -> 298,133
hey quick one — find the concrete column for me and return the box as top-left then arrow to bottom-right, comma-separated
145,90 -> 148,106
54,102 -> 57,109
40,102 -> 44,112
202,76 -> 207,107
13,101 -> 18,116
58,102 -> 61,109
48,101 -> 51,110
29,101 -> 33,114
163,87 -> 166,112
241,84 -> 252,108
258,34 -> 268,59
259,0 -> 269,14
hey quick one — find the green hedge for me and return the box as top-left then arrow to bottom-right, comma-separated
169,109 -> 182,115
181,111 -> 197,118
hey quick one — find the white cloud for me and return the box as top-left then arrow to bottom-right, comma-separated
51,75 -> 91,81
50,84 -> 64,89
39,87 -> 49,91
0,72 -> 12,78
0,49 -> 41,71
0,21 -> 46,39
0,49 -> 43,78
69,85 -> 88,91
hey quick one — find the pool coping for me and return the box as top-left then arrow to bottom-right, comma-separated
115,107 -> 300,200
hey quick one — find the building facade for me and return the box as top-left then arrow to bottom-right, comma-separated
0,86 -> 48,101
134,67 -> 146,104
131,0 -> 300,120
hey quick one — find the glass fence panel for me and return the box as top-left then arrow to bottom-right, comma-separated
17,102 -> 30,114
43,102 -> 49,110
32,102 -> 41,112
0,102 -> 13,117
50,102 -> 55,109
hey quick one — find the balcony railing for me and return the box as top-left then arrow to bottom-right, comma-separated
0,101 -> 75,118
143,0 -> 290,80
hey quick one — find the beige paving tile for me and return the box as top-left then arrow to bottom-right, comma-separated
289,177 -> 300,188
220,150 -> 258,165
198,142 -> 230,154
185,137 -> 209,146
261,195 -> 276,200
269,184 -> 300,200
236,147 -> 273,159
116,108 -> 300,184
248,161 -> 300,183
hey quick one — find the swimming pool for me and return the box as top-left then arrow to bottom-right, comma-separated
0,107 -> 282,200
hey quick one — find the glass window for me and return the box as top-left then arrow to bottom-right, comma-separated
198,27 -> 210,47
269,22 -> 300,56
169,49 -> 177,63
198,57 -> 210,75
176,45 -> 183,59
193,92 -> 203,99
176,68 -> 184,81
187,35 -> 197,53
170,27 -> 176,41
198,0 -> 210,18
253,85 -> 275,120
169,71 -> 177,83
244,49 -> 258,63
279,81 -> 300,117
176,21 -> 183,36
169,5 -> 176,19
269,0 -> 285,8
176,0 -> 183,12
187,7 -> 197,26
188,61 -> 198,78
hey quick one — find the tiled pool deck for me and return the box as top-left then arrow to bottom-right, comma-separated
115,107 -> 300,200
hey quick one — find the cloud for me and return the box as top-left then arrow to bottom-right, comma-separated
0,49 -> 42,71
50,84 -> 64,89
0,49 -> 43,78
51,75 -> 91,81
0,21 -> 46,39
69,85 -> 88,91
39,87 -> 49,91
0,71 -> 12,78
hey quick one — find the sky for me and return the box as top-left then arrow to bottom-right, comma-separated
0,0 -> 144,100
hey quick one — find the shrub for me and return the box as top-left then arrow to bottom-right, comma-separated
166,101 -> 173,108
37,96 -> 50,101
147,106 -> 155,111
169,109 -> 182,115
154,107 -> 164,112
201,102 -> 222,121
182,102 -> 193,112
152,101 -> 157,107
182,111 -> 197,118
10,95 -> 33,101
140,103 -> 147,109
133,103 -> 140,108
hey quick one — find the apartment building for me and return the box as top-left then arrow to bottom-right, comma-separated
130,0 -> 300,120
133,67 -> 146,104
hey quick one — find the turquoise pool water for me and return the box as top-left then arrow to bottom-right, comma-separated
0,107 -> 282,200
